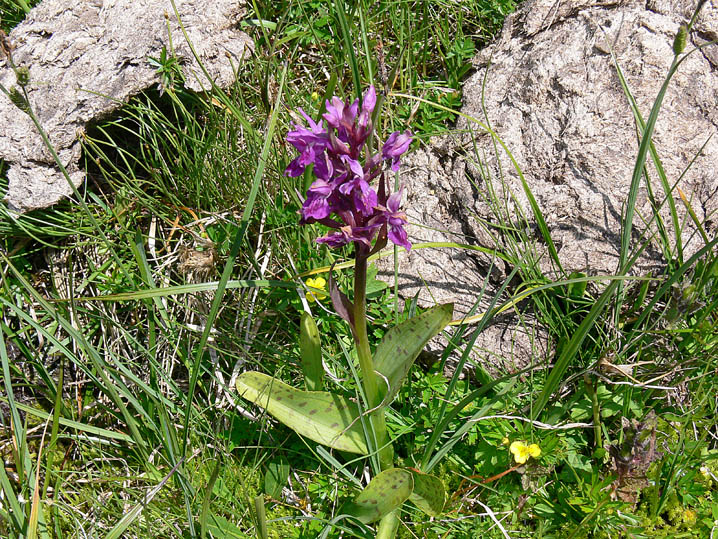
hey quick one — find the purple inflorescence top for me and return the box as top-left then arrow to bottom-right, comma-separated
285,86 -> 412,253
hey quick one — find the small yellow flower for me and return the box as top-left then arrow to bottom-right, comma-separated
501,437 -> 510,446
683,509 -> 697,526
510,441 -> 541,464
311,91 -> 320,101
305,276 -> 327,303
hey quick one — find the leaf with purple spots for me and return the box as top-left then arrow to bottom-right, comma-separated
342,468 -> 413,524
373,303 -> 453,405
407,468 -> 446,516
236,371 -> 368,454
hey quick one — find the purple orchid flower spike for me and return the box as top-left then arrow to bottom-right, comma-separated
285,85 -> 413,255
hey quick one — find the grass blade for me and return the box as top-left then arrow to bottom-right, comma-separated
334,0 -> 362,99
614,40 -> 702,315
181,62 -> 288,458
1,252 -> 150,458
3,399 -> 134,443
104,458 -> 184,539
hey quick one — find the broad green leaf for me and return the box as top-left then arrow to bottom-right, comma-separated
407,468 -> 445,516
299,312 -> 324,391
264,455 -> 290,498
236,372 -> 368,454
373,303 -> 453,404
342,468 -> 413,524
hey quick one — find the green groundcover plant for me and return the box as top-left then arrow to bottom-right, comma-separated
236,85 -> 452,537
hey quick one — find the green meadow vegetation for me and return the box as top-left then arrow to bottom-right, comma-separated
1,0 -> 717,537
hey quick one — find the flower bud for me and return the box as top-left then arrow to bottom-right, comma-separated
673,25 -> 687,55
16,66 -> 30,87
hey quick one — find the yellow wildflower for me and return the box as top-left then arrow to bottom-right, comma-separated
501,437 -> 510,446
683,509 -> 697,526
306,276 -> 327,303
510,441 -> 541,464
311,91 -> 320,101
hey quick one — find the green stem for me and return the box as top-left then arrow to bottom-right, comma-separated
376,509 -> 400,538
354,255 -> 378,404
584,374 -> 602,450
354,255 -> 393,471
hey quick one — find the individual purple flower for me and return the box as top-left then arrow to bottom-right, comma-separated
337,156 -> 377,216
376,188 -> 411,252
327,130 -> 351,158
286,108 -> 329,177
382,130 -> 412,171
301,179 -> 334,221
356,85 -> 376,130
312,152 -> 334,182
323,96 -> 358,133
316,224 -> 378,249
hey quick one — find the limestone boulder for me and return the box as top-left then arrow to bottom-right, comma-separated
0,0 -> 253,213
379,0 -> 716,367
382,0 -> 716,310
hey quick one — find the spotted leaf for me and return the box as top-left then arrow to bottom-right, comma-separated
407,468 -> 446,516
342,468 -> 413,524
374,303 -> 454,405
236,371 -> 368,454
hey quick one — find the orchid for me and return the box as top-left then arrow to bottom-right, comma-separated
237,87 -> 452,539
285,85 -> 413,255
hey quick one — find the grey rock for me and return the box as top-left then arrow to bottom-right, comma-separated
1,0 -> 253,213
379,0 -> 717,367
464,0 -> 717,276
